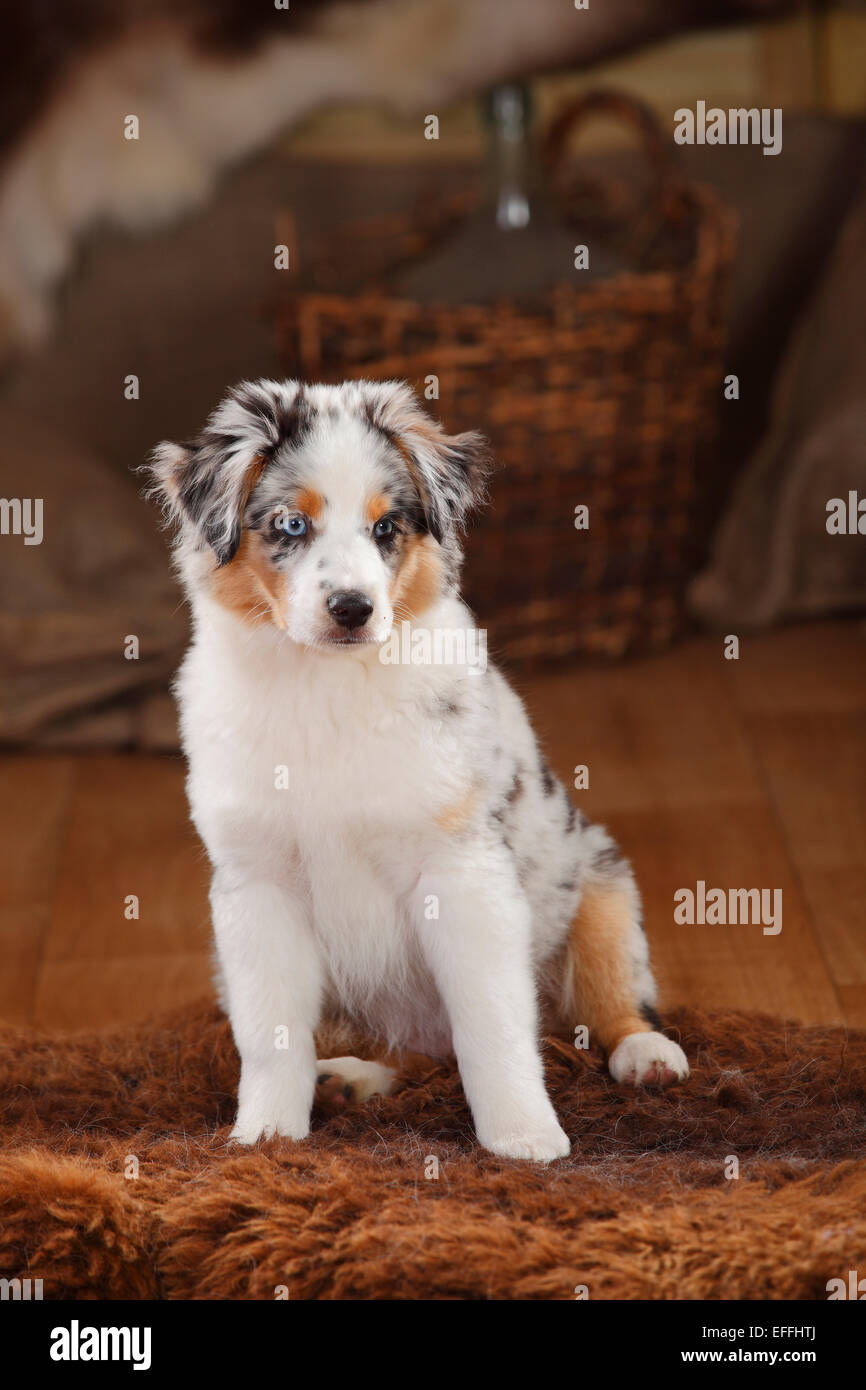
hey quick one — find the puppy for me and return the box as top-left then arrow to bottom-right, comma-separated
149,378 -> 688,1162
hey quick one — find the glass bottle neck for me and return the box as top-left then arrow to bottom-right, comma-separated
482,84 -> 538,231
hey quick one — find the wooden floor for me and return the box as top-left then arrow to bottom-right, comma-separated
2,619 -> 865,1033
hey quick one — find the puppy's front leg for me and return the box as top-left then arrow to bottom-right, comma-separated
210,871 -> 322,1145
415,848 -> 569,1162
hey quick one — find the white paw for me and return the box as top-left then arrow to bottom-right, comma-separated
480,1118 -> 571,1163
608,1031 -> 689,1086
315,1056 -> 397,1112
229,1109 -> 310,1145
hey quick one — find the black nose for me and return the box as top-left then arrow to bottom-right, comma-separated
327,589 -> 374,631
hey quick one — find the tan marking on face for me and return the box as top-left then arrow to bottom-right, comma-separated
294,487 -> 324,521
209,531 -> 288,630
365,492 -> 391,525
563,884 -> 651,1053
435,785 -> 477,834
390,533 -> 442,620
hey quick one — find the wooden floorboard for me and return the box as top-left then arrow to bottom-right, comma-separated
34,754 -> 212,1031
723,622 -> 866,1028
0,755 -> 77,1024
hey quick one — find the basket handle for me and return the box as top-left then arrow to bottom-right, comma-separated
541,89 -> 690,225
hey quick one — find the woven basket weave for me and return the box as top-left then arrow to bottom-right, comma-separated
274,92 -> 736,666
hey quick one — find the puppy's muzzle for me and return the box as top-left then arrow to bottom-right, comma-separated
327,589 -> 374,631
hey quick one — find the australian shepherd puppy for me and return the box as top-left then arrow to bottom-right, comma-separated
150,377 -> 688,1162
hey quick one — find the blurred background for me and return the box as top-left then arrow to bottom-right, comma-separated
1,0 -> 864,1035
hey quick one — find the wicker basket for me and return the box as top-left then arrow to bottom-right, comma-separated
273,91 -> 737,666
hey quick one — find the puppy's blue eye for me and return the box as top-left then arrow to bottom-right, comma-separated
373,516 -> 394,540
275,512 -> 307,537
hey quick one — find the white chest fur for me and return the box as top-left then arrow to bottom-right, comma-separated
179,597 -> 483,1047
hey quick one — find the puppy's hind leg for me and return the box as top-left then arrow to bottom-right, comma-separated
558,858 -> 689,1087
314,1057 -> 398,1114
310,1017 -> 393,1115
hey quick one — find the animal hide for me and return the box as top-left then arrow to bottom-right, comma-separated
0,0 -> 796,360
1,999 -> 865,1299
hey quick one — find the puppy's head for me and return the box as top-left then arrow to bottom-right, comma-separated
149,379 -> 490,649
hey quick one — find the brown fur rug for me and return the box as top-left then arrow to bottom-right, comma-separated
1,1002 -> 865,1300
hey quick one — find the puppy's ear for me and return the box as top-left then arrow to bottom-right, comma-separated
146,379 -> 308,565
147,439 -> 266,567
365,381 -> 492,543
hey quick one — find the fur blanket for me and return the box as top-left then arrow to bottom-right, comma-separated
1,1001 -> 865,1300
0,0 -> 793,360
